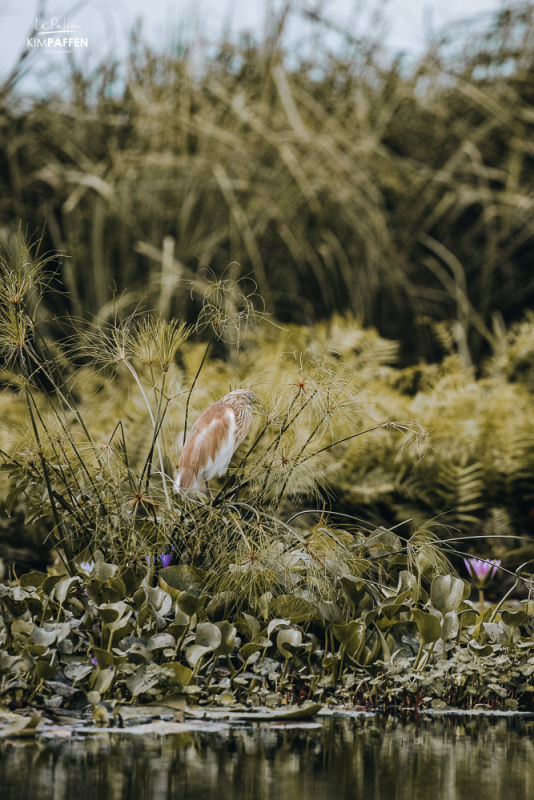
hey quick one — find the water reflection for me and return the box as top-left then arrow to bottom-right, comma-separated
2,716 -> 534,800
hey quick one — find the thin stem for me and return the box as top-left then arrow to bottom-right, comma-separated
300,422 -> 391,464
124,361 -> 171,510
183,337 -> 212,447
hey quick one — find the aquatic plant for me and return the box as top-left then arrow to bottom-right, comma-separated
464,557 -> 501,611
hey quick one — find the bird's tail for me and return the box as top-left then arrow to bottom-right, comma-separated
173,467 -> 207,498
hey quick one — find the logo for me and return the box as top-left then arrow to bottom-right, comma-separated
27,18 -> 89,54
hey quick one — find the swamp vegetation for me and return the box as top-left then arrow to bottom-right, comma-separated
1,5 -> 534,718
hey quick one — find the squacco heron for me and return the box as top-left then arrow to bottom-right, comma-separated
173,389 -> 261,496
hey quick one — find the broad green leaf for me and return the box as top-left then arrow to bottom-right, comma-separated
468,640 -> 493,657
159,565 -> 208,597
270,595 -> 315,624
91,647 -> 114,669
333,620 -> 366,656
162,662 -> 192,686
176,591 -> 206,617
186,644 -> 210,666
215,621 -> 237,655
276,628 -> 302,658
91,668 -> 115,694
430,575 -> 466,614
35,660 -> 57,680
19,572 -> 47,589
501,610 -> 528,628
267,618 -> 290,637
148,633 -> 175,651
340,577 -> 367,610
99,602 -> 129,625
412,610 -> 441,645
53,576 -> 81,605
195,622 -> 221,650
441,611 -> 459,641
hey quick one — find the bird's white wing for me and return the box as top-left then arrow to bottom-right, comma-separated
175,404 -> 236,490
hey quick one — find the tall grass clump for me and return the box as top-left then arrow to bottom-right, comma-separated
0,234 -> 429,592
1,5 -> 534,363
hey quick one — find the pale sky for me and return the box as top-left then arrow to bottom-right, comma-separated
0,0 -> 508,93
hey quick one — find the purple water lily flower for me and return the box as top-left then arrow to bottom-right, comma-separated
464,557 -> 501,589
159,553 -> 171,568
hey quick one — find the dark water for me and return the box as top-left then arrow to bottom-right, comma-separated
2,715 -> 534,800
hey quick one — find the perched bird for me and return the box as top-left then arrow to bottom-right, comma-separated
173,389 -> 261,496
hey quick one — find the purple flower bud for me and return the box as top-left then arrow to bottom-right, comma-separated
159,553 -> 171,568
90,657 -> 98,666
146,555 -> 155,566
464,557 -> 501,588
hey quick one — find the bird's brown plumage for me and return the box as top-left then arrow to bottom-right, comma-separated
174,389 -> 259,495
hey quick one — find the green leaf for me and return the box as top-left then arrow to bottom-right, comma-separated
468,640 -> 493,657
19,572 -> 47,589
125,667 -> 161,696
276,628 -> 302,658
332,620 -> 366,656
501,609 -> 528,628
91,668 -> 115,694
176,592 -> 206,617
340,577 -> 367,610
53,576 -> 81,605
430,575 -> 467,614
162,662 -> 192,686
267,618 -> 290,637
195,622 -> 222,650
91,647 -> 114,669
270,596 -> 315,624
317,600 -> 337,625
35,660 -> 57,680
186,644 -> 210,667
441,611 -> 459,641
159,565 -> 208,597
215,621 -> 237,655
147,633 -> 175,651
412,610 -> 441,645
99,601 -> 129,626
